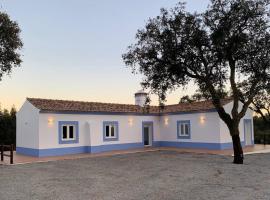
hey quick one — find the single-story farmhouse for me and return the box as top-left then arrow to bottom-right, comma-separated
16,91 -> 254,157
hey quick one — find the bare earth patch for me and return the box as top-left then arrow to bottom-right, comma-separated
0,151 -> 270,200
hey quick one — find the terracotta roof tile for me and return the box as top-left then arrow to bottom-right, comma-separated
27,98 -> 232,114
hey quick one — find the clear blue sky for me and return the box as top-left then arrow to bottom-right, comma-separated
0,0 -> 209,109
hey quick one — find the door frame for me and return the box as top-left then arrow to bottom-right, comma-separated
244,119 -> 253,146
142,121 -> 153,147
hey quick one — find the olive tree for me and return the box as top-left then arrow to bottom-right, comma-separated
123,0 -> 270,164
0,12 -> 23,80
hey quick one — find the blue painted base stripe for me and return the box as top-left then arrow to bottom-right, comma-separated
219,141 -> 246,150
39,146 -> 88,157
16,146 -> 89,157
157,141 -> 246,150
153,141 -> 161,147
16,143 -> 144,157
17,141 -> 249,157
90,143 -> 144,153
160,141 -> 220,150
16,147 -> 39,157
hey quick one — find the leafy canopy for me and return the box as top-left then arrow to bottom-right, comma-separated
0,106 -> 16,145
123,0 -> 270,126
0,12 -> 23,80
252,88 -> 270,122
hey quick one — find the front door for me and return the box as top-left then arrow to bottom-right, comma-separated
144,126 -> 150,146
244,119 -> 252,146
142,122 -> 153,146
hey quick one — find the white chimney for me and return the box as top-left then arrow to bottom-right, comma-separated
135,90 -> 148,107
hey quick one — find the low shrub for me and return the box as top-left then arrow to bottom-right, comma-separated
254,116 -> 270,144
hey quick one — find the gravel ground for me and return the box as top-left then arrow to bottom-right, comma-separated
0,151 -> 270,200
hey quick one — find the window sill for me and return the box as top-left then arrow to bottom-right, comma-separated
62,139 -> 76,141
59,139 -> 79,144
103,137 -> 119,142
177,135 -> 191,139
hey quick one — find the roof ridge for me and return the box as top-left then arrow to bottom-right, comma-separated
160,98 -> 233,107
27,97 -> 232,108
26,97 -> 233,114
27,97 -> 142,107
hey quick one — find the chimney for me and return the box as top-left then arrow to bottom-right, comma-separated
135,90 -> 148,107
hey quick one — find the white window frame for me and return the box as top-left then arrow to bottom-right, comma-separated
179,123 -> 190,136
104,124 -> 117,139
177,120 -> 191,139
61,124 -> 76,141
103,121 -> 119,141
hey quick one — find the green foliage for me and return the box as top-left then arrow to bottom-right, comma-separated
0,10 -> 22,146
254,116 -> 270,144
0,106 -> 16,145
179,90 -> 228,103
0,11 -> 23,81
251,89 -> 270,123
123,0 -> 270,162
123,0 -> 270,102
179,95 -> 195,103
123,0 -> 270,126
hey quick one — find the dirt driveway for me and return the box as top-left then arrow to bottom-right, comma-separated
0,151 -> 270,200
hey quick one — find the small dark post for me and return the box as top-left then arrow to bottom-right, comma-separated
10,144 -> 14,164
1,145 -> 3,161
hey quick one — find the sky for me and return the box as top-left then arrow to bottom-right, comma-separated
0,0 -> 209,110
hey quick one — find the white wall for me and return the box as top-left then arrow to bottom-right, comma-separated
16,100 -> 40,149
160,112 -> 221,143
220,101 -> 254,144
17,100 -> 254,153
38,113 -> 160,149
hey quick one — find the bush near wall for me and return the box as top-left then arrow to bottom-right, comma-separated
254,116 -> 270,144
0,107 -> 16,146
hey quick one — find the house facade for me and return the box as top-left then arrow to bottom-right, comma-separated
16,91 -> 254,157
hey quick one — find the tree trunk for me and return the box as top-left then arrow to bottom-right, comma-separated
231,134 -> 244,164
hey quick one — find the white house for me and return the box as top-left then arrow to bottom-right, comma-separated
16,91 -> 254,157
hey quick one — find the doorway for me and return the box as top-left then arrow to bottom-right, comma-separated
142,122 -> 153,146
244,119 -> 253,146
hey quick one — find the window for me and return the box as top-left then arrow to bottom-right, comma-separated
58,121 -> 79,144
177,120 -> 191,139
63,126 -> 67,139
105,124 -> 115,138
69,126 -> 74,139
103,121 -> 119,141
61,124 -> 75,140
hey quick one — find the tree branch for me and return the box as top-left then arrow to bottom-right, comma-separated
228,58 -> 240,121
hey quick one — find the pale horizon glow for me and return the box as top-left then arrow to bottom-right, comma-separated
0,0 -> 209,110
